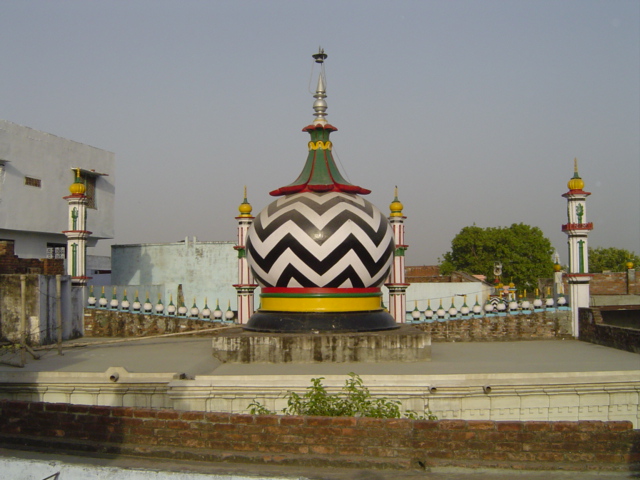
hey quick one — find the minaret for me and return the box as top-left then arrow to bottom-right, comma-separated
63,169 -> 92,286
385,188 -> 409,323
233,187 -> 258,324
561,159 -> 593,336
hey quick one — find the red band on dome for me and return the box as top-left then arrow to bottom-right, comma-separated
262,287 -> 380,295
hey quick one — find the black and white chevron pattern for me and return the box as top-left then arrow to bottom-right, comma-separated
246,192 -> 395,288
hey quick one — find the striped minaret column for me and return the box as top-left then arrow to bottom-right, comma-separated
63,169 -> 92,286
385,188 -> 409,323
561,159 -> 593,337
233,188 -> 258,324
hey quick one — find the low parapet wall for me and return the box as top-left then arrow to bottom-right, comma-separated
579,307 -> 640,353
0,400 -> 637,471
86,308 -> 573,342
415,310 -> 572,341
84,308 -> 222,337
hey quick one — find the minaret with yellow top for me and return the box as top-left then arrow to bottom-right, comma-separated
561,159 -> 593,336
63,169 -> 92,286
385,188 -> 409,323
233,187 -> 258,324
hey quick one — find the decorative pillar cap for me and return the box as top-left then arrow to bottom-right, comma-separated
238,186 -> 252,217
567,158 -> 585,191
390,186 -> 404,217
69,168 -> 86,195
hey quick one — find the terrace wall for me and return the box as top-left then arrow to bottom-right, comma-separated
0,400 -> 637,471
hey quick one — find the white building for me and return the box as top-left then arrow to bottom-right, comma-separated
0,120 -> 115,262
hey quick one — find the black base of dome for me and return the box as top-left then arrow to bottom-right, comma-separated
243,310 -> 399,333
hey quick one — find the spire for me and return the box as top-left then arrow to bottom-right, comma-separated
269,48 -> 370,197
313,73 -> 328,126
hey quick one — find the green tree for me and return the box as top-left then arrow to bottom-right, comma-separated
439,223 -> 554,290
588,247 -> 639,273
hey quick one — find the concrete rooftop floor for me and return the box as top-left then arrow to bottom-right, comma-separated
0,337 -> 637,378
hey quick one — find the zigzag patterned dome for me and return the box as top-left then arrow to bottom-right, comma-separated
246,192 -> 394,289
243,49 -> 398,332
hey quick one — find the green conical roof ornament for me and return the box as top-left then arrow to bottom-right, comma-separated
270,48 -> 370,197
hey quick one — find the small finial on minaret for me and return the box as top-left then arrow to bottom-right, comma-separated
574,157 -> 578,173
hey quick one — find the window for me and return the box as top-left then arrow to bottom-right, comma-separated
46,243 -> 66,259
24,176 -> 41,188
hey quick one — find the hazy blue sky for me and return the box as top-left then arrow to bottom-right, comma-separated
2,0 -> 638,265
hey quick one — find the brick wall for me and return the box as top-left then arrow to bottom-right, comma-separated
0,400 -> 637,471
415,311 -> 572,341
84,308 -> 225,337
579,307 -> 640,354
0,240 -> 64,276
560,270 -> 639,296
591,271 -> 640,295
406,265 -> 440,282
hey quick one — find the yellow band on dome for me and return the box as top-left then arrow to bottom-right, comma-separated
260,295 -> 380,312
308,141 -> 332,151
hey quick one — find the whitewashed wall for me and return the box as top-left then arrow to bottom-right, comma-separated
111,240 -> 239,309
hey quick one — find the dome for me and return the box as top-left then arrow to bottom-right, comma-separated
69,168 -> 86,195
238,199 -> 252,216
567,176 -> 584,191
243,49 -> 397,333
69,178 -> 86,195
389,188 -> 404,217
246,191 -> 394,288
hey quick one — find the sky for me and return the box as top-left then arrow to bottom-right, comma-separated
2,0 -> 638,266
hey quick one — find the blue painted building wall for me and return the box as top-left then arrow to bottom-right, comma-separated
111,238 -> 239,310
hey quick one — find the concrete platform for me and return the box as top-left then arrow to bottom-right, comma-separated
0,338 -> 638,426
0,337 -> 636,377
211,325 -> 431,364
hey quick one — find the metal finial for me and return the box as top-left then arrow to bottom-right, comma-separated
312,50 -> 328,125
313,76 -> 327,124
312,47 -> 327,64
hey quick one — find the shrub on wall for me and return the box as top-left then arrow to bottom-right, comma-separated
248,373 -> 436,419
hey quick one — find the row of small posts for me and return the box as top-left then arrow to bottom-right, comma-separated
406,292 -> 569,323
87,286 -> 236,322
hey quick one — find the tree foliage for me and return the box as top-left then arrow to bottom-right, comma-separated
588,247 -> 639,273
248,373 -> 436,420
439,223 -> 554,290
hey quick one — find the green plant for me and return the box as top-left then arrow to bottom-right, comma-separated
247,373 -> 436,420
